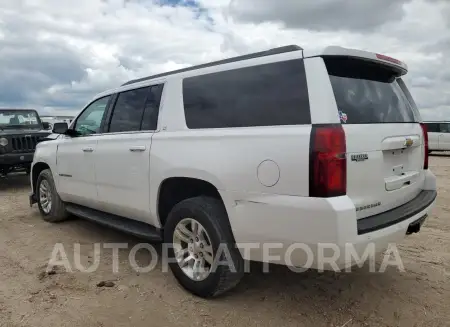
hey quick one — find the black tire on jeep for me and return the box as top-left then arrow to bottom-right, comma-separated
164,196 -> 244,298
36,169 -> 70,223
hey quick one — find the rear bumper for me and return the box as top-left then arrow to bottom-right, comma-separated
357,190 -> 437,235
221,171 -> 437,270
0,153 -> 34,165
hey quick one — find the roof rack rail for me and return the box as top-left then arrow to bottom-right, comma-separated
121,44 -> 303,86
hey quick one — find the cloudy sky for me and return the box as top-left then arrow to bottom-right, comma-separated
0,0 -> 449,119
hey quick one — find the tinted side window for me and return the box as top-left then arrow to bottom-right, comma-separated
109,87 -> 150,133
183,59 -> 310,129
440,123 -> 450,133
141,84 -> 164,130
426,123 -> 440,133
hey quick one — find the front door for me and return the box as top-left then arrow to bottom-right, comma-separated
56,95 -> 112,208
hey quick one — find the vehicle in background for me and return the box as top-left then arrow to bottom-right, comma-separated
40,116 -> 74,131
39,117 -> 55,130
29,45 -> 436,297
0,109 -> 51,177
424,122 -> 450,152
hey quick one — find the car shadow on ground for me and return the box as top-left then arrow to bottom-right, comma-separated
0,173 -> 30,191
46,217 -> 410,317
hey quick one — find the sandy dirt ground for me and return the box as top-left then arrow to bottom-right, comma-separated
0,156 -> 449,327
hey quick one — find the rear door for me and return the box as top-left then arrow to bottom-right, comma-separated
323,56 -> 426,219
94,84 -> 163,222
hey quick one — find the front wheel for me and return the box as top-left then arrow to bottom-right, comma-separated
36,169 -> 70,223
164,196 -> 244,298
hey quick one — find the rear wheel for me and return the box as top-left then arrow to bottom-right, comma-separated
36,169 -> 70,223
164,196 -> 244,298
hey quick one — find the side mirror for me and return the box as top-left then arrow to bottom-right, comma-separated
53,122 -> 69,134
42,122 -> 51,130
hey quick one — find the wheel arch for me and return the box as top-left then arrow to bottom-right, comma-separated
32,162 -> 51,193
156,173 -> 228,228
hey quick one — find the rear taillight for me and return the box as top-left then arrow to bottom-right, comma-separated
309,125 -> 347,197
420,123 -> 429,170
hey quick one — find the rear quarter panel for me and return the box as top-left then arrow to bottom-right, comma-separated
149,126 -> 312,222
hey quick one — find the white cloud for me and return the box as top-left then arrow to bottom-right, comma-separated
226,0 -> 413,31
0,0 -> 448,120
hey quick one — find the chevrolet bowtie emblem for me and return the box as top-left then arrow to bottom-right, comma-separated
404,138 -> 413,147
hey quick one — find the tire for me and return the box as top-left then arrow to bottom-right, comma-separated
36,169 -> 70,223
164,196 -> 244,298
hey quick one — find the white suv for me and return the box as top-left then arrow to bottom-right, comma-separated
424,121 -> 450,152
29,45 -> 437,298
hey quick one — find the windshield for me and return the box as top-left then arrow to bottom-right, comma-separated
325,57 -> 419,124
0,110 -> 42,128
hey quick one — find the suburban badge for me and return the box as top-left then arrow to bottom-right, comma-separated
351,153 -> 369,162
356,201 -> 382,212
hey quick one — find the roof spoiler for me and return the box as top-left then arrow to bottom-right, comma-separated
304,46 -> 408,76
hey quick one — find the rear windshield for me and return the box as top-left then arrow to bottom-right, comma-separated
325,57 -> 418,124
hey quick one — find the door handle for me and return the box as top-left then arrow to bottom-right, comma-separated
129,146 -> 146,152
82,147 -> 94,153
